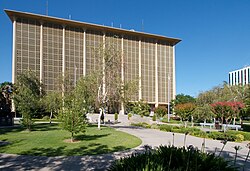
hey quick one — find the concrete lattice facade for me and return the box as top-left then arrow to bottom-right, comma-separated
6,9 -> 181,107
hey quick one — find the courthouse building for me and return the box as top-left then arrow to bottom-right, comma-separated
5,9 -> 181,108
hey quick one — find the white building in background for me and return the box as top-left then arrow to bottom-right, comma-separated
229,66 -> 250,86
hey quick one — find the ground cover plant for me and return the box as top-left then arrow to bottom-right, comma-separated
108,145 -> 237,171
0,123 -> 141,156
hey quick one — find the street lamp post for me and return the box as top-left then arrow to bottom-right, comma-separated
167,74 -> 171,122
74,66 -> 77,87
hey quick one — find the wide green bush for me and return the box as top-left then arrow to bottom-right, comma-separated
133,122 -> 250,142
108,145 -> 236,171
154,106 -> 167,118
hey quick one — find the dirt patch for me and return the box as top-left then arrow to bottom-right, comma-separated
63,139 -> 81,143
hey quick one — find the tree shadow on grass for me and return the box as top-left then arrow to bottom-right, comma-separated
32,123 -> 59,132
0,126 -> 25,135
75,133 -> 110,141
18,142 -> 127,157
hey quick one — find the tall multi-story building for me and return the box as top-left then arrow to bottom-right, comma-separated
229,66 -> 250,86
5,9 -> 181,110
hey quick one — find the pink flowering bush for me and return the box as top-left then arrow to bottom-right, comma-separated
210,101 -> 244,124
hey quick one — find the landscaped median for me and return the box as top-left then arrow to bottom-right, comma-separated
131,122 -> 250,142
0,123 -> 142,156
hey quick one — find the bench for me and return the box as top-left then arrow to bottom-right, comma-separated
222,124 -> 241,131
200,123 -> 215,129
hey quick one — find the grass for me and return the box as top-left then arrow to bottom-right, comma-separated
0,123 -> 141,156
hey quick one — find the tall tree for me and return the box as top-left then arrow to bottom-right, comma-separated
59,75 -> 96,142
13,71 -> 43,131
43,92 -> 62,123
192,104 -> 214,122
174,94 -> 196,105
175,103 -> 196,121
91,41 -> 138,128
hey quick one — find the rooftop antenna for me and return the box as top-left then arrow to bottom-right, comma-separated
141,19 -> 144,32
46,0 -> 48,16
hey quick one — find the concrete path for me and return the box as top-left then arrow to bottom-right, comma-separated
1,114 -> 250,170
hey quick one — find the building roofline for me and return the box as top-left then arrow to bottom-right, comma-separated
229,66 -> 250,74
4,9 -> 181,45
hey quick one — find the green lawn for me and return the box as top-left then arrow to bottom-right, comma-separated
0,123 -> 141,156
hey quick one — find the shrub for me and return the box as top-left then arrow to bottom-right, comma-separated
151,123 -> 159,129
152,114 -> 156,121
114,113 -> 118,122
154,106 -> 167,118
159,124 -> 174,132
128,113 -> 132,120
129,100 -> 150,117
108,145 -> 236,171
207,131 -> 238,141
235,134 -> 244,142
131,122 -> 151,128
42,115 -> 50,121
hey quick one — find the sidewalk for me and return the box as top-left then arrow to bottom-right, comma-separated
1,114 -> 250,170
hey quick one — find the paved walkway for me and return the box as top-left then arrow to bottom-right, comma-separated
1,114 -> 250,170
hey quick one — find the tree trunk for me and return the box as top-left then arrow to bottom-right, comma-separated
71,132 -> 74,143
50,110 -> 53,124
98,108 -> 102,130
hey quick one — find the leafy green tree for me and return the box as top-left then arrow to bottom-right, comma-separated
59,75 -> 96,142
154,106 -> 167,118
43,92 -> 62,123
175,103 -> 196,121
243,85 -> 250,117
192,104 -> 214,122
13,71 -> 43,131
174,94 -> 196,105
172,94 -> 196,115
130,100 -> 150,117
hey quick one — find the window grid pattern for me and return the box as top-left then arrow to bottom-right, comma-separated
141,39 -> 155,102
157,42 -> 168,103
123,35 -> 139,101
14,16 -> 176,105
86,30 -> 103,74
43,23 -> 63,91
65,26 -> 84,85
168,45 -> 173,99
16,18 -> 40,80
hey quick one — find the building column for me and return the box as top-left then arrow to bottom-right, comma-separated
246,69 -> 249,85
233,72 -> 236,85
12,17 -> 17,84
138,39 -> 142,101
120,36 -> 125,114
239,70 -> 242,85
155,42 -> 158,108
39,21 -> 43,83
62,25 -> 66,96
102,32 -> 106,96
173,46 -> 176,99
11,17 -> 17,113
83,28 -> 86,76
228,73 -> 231,86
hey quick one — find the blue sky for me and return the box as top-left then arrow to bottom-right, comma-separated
0,0 -> 250,97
